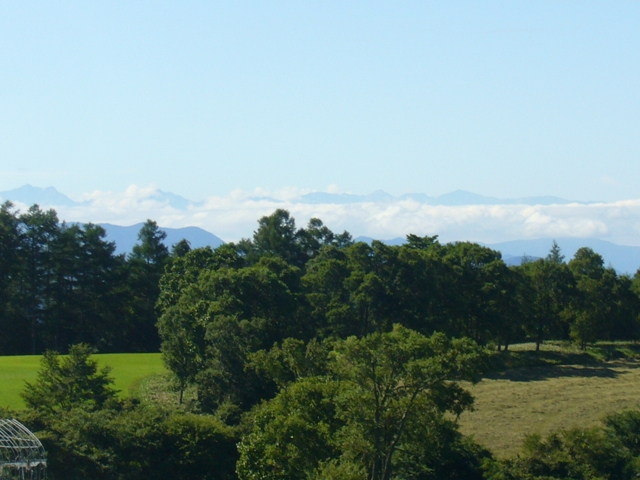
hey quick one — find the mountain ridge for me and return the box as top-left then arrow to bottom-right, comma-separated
98,223 -> 224,256
1,184 -> 586,208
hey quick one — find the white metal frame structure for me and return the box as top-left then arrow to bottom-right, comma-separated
0,419 -> 46,480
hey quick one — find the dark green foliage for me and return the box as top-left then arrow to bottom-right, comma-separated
195,259 -> 306,410
603,409 -> 640,457
20,344 -> 239,480
0,202 -> 28,353
9,207 -> 640,479
21,343 -> 117,414
126,220 -> 170,351
0,205 -> 197,354
517,253 -> 574,351
485,427 -> 636,480
240,210 -> 352,268
37,405 -> 239,480
238,327 -> 486,480
564,248 -> 640,348
158,254 -> 311,412
171,238 -> 192,258
6,206 -> 640,358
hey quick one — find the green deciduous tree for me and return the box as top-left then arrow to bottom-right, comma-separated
39,405 -> 239,480
238,326 -> 485,480
566,248 -> 639,348
518,251 -> 574,351
485,427 -> 635,480
441,242 -> 513,344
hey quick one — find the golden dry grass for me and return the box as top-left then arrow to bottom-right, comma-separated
458,344 -> 640,457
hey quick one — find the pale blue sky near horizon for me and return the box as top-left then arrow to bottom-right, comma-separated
1,2 -> 639,202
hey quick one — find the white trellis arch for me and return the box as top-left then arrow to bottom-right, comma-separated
0,419 -> 47,480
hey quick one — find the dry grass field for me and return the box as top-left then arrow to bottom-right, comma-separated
458,342 -> 640,457
4,342 -> 640,461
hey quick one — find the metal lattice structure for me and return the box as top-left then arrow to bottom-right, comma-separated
0,419 -> 46,480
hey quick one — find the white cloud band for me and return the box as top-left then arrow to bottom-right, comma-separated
8,185 -> 640,246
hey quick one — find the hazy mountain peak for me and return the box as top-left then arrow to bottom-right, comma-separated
434,190 -> 500,206
0,184 -> 79,207
150,189 -> 195,209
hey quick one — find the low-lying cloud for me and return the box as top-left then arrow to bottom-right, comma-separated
8,185 -> 640,246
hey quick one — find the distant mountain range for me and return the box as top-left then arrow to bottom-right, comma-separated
355,236 -> 640,275
0,184 -> 82,207
4,185 -> 636,272
105,227 -> 638,273
98,223 -> 224,256
0,185 -> 196,210
1,185 -> 585,209
485,238 -> 640,275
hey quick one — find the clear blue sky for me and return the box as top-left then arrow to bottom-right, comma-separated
1,2 -> 639,202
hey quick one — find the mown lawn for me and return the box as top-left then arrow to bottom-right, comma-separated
0,353 -> 167,410
458,342 -> 640,457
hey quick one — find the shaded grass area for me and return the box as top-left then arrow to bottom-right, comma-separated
0,353 -> 167,410
132,372 -> 199,411
459,341 -> 640,458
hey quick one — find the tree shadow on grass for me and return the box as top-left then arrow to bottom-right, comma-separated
490,350 -> 595,370
484,346 -> 640,382
485,364 -> 626,382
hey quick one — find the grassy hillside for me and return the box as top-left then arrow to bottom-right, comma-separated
0,353 -> 167,410
4,343 -> 640,460
459,342 -> 640,457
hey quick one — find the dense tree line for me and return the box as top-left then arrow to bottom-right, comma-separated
7,206 -> 640,478
3,203 -> 638,357
152,209 -> 640,478
0,201 -> 178,354
157,209 -> 640,413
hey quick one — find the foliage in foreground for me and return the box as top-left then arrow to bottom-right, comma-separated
38,404 -> 238,480
19,339 -> 640,479
19,344 -> 238,480
485,409 -> 640,480
237,326 -> 489,480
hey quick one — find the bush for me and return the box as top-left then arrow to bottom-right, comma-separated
40,403 -> 238,480
484,427 -> 636,480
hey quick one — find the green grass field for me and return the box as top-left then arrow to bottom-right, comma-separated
458,342 -> 640,457
0,353 -> 167,410
5,343 -> 640,460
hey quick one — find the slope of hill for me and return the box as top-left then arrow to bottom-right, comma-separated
486,238 -> 640,275
459,342 -> 640,457
99,223 -> 225,255
0,184 -> 80,207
